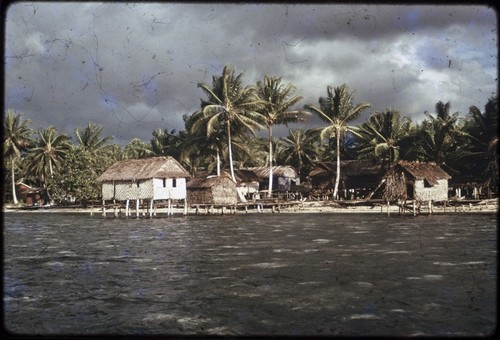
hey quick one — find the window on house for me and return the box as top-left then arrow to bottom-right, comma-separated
163,179 -> 166,187
136,181 -> 140,188
172,178 -> 177,188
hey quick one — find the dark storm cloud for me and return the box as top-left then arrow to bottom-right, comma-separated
4,2 -> 497,145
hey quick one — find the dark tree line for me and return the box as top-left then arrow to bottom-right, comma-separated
4,65 -> 498,204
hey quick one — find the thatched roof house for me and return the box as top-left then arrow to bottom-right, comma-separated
186,175 -> 238,205
97,156 -> 190,201
309,160 -> 383,195
245,165 -> 299,192
232,169 -> 261,197
382,161 -> 451,202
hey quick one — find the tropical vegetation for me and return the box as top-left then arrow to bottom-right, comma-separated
3,64 -> 498,205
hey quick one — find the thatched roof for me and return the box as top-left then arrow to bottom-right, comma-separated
97,156 -> 190,182
245,165 -> 298,179
187,175 -> 234,189
233,169 -> 261,183
388,161 -> 451,185
186,175 -> 238,205
309,160 -> 382,178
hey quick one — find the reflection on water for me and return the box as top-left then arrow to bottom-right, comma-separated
3,212 -> 497,336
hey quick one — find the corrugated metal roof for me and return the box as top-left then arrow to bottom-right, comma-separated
97,156 -> 190,182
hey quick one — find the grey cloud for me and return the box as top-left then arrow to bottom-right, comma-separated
4,2 -> 497,145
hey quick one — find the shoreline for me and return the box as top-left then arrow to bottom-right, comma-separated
3,200 -> 498,215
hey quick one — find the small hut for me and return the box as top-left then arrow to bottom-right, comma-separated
97,156 -> 190,216
382,161 -> 451,203
186,175 -> 238,206
233,169 -> 261,200
309,160 -> 383,199
246,165 -> 300,192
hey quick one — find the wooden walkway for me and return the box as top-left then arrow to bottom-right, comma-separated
94,199 -> 304,217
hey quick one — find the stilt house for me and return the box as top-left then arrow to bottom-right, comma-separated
308,160 -> 383,199
97,156 -> 190,202
246,165 -> 300,192
233,169 -> 261,199
381,161 -> 451,202
186,175 -> 238,205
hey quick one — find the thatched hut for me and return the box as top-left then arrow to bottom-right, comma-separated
246,165 -> 300,192
97,156 -> 190,216
308,160 -> 383,199
186,175 -> 238,205
233,169 -> 261,199
381,161 -> 451,202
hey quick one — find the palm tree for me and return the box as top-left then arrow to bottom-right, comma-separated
27,126 -> 72,196
150,128 -> 182,159
185,110 -> 227,176
231,134 -> 267,168
75,122 -> 113,153
304,84 -> 371,199
256,75 -> 309,196
195,65 -> 265,182
461,96 -> 499,189
3,109 -> 33,204
356,109 -> 415,169
278,128 -> 317,180
123,138 -> 153,159
413,101 -> 463,171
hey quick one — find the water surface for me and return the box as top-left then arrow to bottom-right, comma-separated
3,212 -> 497,336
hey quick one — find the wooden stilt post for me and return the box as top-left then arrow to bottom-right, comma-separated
136,199 -> 140,218
387,201 -> 390,217
413,199 -> 416,216
149,200 -> 154,218
102,200 -> 106,217
428,200 -> 432,215
168,199 -> 171,216
125,200 -> 129,217
183,198 -> 187,216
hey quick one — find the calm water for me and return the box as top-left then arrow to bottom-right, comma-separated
3,212 -> 497,336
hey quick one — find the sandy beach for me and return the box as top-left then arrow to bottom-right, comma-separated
3,199 -> 498,216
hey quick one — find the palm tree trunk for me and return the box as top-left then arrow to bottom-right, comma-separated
268,126 -> 273,198
11,160 -> 18,204
227,120 -> 236,183
216,148 -> 221,176
333,129 -> 341,200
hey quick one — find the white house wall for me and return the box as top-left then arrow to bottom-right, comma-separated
102,178 -> 187,201
152,178 -> 187,200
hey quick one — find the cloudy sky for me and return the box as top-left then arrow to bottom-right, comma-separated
4,2 -> 497,145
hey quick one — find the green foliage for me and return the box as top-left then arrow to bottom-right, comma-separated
48,146 -> 120,204
356,109 -> 416,169
3,67 -> 498,203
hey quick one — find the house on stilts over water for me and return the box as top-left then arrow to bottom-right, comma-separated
186,175 -> 239,214
97,156 -> 190,217
372,160 -> 451,215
